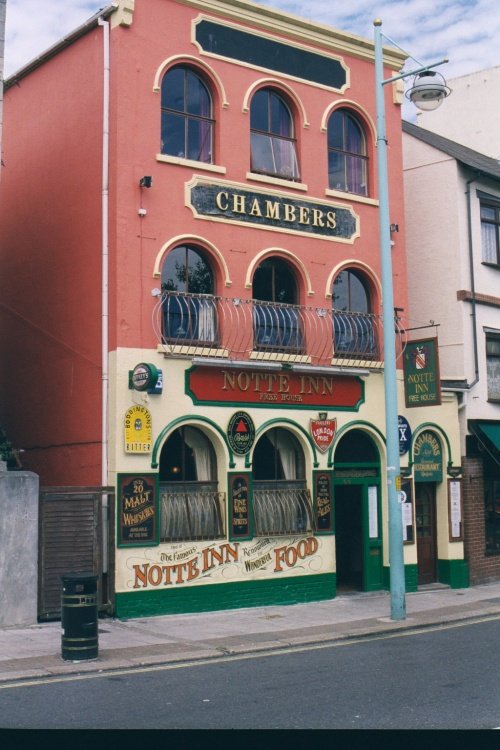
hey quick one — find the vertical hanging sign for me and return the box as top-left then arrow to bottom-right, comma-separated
117,473 -> 159,547
228,472 -> 253,541
403,337 -> 441,407
313,470 -> 334,534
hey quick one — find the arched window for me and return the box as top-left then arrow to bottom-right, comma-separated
252,428 -> 312,536
161,245 -> 217,345
332,269 -> 378,358
250,88 -> 299,180
327,110 -> 367,195
252,257 -> 303,352
159,426 -> 223,541
161,66 -> 213,163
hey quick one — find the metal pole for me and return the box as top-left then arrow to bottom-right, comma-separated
374,19 -> 406,621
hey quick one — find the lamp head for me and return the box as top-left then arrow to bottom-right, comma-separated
406,70 -> 451,111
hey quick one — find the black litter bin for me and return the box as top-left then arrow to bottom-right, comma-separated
61,572 -> 98,661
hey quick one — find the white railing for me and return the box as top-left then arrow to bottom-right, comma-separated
153,291 -> 383,367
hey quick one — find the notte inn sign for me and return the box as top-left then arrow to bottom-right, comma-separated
187,178 -> 360,242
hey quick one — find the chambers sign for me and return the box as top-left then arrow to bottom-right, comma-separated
187,178 -> 359,242
186,366 -> 364,410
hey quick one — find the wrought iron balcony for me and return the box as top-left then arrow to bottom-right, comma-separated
152,290 -> 383,367
253,483 -> 314,536
160,482 -> 225,542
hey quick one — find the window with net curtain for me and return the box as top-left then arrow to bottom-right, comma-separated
159,426 -> 223,541
480,198 -> 500,266
161,244 -> 216,344
252,257 -> 303,351
252,428 -> 313,535
250,88 -> 300,181
161,65 -> 214,163
332,269 -> 377,358
327,109 -> 368,196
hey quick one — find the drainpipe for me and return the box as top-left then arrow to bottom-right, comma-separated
465,176 -> 480,389
98,16 -> 110,577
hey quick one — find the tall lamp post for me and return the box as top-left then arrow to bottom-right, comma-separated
373,20 -> 451,620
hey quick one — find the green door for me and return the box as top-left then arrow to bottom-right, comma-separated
334,478 -> 382,592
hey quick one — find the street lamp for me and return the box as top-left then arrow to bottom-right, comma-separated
373,20 -> 450,621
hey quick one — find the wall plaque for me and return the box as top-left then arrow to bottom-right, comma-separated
227,412 -> 255,455
187,178 -> 359,242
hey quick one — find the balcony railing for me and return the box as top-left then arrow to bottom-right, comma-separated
253,483 -> 314,536
153,291 -> 383,367
160,482 -> 225,542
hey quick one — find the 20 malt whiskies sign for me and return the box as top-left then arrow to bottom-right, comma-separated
186,177 -> 360,242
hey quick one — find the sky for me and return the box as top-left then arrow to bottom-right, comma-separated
3,0 -> 500,84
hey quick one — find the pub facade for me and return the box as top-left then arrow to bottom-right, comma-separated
0,0 -> 468,618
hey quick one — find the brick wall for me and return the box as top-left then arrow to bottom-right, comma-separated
463,456 -> 500,583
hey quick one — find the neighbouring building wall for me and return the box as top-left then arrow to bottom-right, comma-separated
416,67 -> 500,160
0,29 -> 105,485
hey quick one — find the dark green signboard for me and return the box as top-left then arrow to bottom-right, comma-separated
195,19 -> 347,90
228,472 -> 253,541
313,470 -> 334,534
117,473 -> 159,547
403,337 -> 441,408
189,181 -> 358,241
413,431 -> 443,482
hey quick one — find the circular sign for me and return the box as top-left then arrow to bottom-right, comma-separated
398,415 -> 412,457
131,363 -> 159,392
227,412 -> 255,456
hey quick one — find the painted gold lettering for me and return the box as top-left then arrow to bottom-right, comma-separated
222,371 -> 235,391
326,211 -> 336,229
265,200 -> 281,220
312,209 -> 325,227
284,203 -> 296,223
298,206 -> 310,225
279,374 -> 290,393
249,198 -> 262,217
233,194 -> 246,214
216,191 -> 229,211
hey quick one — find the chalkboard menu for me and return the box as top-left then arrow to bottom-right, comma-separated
313,471 -> 334,533
117,473 -> 159,547
228,473 -> 252,541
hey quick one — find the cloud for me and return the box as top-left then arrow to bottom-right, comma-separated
4,0 -> 500,83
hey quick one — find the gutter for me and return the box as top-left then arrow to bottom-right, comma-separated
464,176 -> 480,390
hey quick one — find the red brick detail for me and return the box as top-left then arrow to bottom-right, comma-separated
463,456 -> 500,584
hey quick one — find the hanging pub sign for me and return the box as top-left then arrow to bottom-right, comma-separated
186,366 -> 363,411
403,337 -> 441,407
413,430 -> 443,482
313,471 -> 334,534
117,473 -> 159,547
228,472 -> 253,541
124,405 -> 152,453
310,417 -> 337,454
227,412 -> 255,455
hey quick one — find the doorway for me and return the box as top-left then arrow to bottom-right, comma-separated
416,483 -> 437,585
335,485 -> 363,590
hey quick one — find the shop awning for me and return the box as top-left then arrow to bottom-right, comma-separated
469,421 -> 500,453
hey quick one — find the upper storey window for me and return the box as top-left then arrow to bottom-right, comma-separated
480,198 -> 500,266
250,88 -> 300,181
327,110 -> 367,196
161,66 -> 214,163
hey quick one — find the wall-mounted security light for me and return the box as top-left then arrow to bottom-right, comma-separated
139,176 -> 153,188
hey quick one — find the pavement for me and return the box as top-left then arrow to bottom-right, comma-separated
2,581 -> 500,684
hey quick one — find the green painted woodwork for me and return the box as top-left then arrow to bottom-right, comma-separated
383,564 -> 418,592
115,573 -> 336,619
438,559 -> 470,589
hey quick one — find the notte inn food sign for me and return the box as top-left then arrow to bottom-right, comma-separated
187,178 -> 359,242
